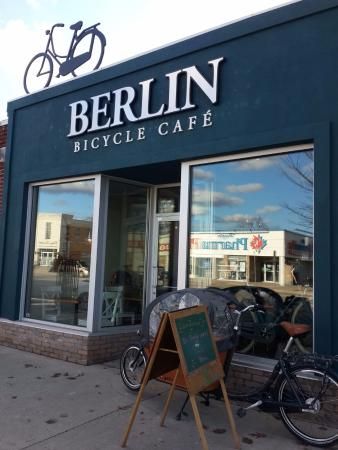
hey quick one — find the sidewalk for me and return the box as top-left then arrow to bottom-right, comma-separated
0,345 -> 327,450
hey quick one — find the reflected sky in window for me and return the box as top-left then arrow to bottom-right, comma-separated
37,180 -> 95,219
190,151 -> 313,234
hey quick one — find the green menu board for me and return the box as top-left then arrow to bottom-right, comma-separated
175,312 -> 216,374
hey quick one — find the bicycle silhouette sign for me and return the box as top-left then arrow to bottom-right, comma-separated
23,21 -> 106,94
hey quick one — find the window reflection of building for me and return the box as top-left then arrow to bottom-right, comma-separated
34,213 -> 92,266
26,180 -> 94,328
189,231 -> 313,288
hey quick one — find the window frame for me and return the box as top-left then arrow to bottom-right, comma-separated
20,175 -> 101,332
178,143 -> 314,367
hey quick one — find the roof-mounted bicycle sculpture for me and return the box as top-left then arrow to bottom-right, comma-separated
23,21 -> 106,94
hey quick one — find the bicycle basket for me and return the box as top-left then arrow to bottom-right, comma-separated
141,288 -> 236,351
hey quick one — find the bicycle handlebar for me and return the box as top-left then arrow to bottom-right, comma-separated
233,303 -> 262,314
46,23 -> 64,35
232,303 -> 262,330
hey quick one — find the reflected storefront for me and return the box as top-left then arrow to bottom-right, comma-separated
186,150 -> 314,357
25,179 -> 95,326
189,230 -> 313,287
25,178 -> 149,330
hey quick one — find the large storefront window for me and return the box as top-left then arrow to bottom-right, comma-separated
25,179 -> 95,326
101,181 -> 148,327
188,150 -> 314,356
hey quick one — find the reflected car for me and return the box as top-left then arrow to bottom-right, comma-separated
77,262 -> 89,278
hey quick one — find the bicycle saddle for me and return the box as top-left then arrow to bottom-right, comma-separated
279,321 -> 311,337
70,21 -> 83,31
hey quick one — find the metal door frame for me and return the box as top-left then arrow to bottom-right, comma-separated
147,185 -> 180,303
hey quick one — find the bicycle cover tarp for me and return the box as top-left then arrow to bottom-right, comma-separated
141,288 -> 236,352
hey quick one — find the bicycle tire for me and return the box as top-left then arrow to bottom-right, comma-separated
23,52 -> 53,94
70,29 -> 106,77
291,300 -> 313,353
120,343 -> 147,391
234,307 -> 258,354
276,365 -> 338,447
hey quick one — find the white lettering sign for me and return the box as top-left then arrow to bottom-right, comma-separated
73,111 -> 213,153
67,57 -> 224,137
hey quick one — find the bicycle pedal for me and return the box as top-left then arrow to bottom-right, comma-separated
237,408 -> 247,418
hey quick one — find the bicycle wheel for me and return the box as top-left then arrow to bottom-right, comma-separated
292,300 -> 313,353
23,53 -> 53,94
276,365 -> 338,447
120,344 -> 147,391
71,30 -> 106,77
226,287 -> 260,354
235,307 -> 258,354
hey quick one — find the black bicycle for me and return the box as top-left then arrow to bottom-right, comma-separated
23,21 -> 106,94
224,286 -> 313,355
226,303 -> 338,448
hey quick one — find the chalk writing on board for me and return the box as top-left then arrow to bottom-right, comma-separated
175,312 -> 216,373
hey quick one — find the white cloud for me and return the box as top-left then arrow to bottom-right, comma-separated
222,214 -> 252,223
235,158 -> 276,171
256,205 -> 281,214
191,205 -> 208,215
226,182 -> 263,193
25,0 -> 60,10
192,189 -> 243,206
43,180 -> 94,195
193,168 -> 214,181
0,18 -> 93,118
25,0 -> 40,9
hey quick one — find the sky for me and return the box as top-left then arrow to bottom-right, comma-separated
0,0 -> 298,121
191,151 -> 313,233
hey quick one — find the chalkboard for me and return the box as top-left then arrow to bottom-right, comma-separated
169,306 -> 224,394
122,305 -> 240,450
175,312 -> 216,373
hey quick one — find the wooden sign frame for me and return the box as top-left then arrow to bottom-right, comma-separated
121,305 -> 240,450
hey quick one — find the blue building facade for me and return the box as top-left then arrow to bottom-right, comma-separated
0,0 -> 336,363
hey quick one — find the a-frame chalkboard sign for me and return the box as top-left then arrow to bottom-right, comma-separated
121,305 -> 241,450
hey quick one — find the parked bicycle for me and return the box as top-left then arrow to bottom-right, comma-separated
23,21 -> 106,94
225,303 -> 338,448
223,286 -> 313,355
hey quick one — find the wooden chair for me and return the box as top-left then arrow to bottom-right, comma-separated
102,286 -> 124,326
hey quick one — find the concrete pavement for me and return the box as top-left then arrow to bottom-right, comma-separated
0,345 -> 334,450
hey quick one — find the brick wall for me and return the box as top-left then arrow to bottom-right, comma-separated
0,161 -> 4,212
0,121 -> 6,147
0,121 -> 7,213
0,320 -> 135,365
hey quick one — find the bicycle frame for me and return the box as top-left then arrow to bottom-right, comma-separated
233,304 -> 331,413
43,22 -> 101,68
243,346 -> 310,411
230,289 -> 312,352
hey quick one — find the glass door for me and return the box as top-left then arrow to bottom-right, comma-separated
263,262 -> 279,283
152,216 -> 179,299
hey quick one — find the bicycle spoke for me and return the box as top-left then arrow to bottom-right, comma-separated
278,367 -> 338,446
